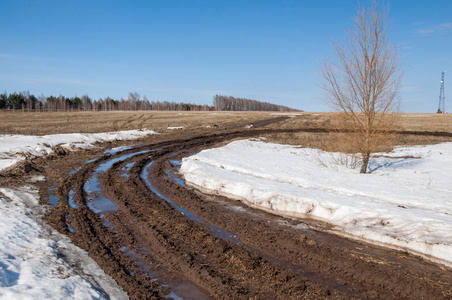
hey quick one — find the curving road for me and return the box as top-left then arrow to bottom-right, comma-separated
43,125 -> 452,299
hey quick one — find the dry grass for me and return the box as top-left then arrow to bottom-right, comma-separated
263,112 -> 452,150
0,111 -> 277,136
1,111 -> 450,149
265,112 -> 452,133
401,113 -> 452,132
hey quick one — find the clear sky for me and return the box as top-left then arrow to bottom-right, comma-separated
0,0 -> 451,112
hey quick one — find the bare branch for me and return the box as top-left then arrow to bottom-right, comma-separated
321,0 -> 402,173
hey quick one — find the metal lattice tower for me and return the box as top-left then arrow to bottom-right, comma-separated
437,71 -> 446,113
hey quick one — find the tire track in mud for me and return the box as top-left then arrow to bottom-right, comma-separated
44,128 -> 452,299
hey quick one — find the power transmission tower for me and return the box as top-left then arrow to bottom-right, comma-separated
437,71 -> 446,113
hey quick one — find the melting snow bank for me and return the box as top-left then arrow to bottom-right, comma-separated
181,139 -> 452,266
0,187 -> 127,299
0,129 -> 159,299
0,129 -> 158,172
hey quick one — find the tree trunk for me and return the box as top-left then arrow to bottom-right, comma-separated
360,153 -> 370,173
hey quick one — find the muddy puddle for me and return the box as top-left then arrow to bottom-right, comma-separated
165,159 -> 185,186
83,150 -> 150,214
65,214 -> 75,233
169,159 -> 181,170
165,169 -> 185,187
47,182 -> 59,208
120,162 -> 135,179
119,244 -> 210,300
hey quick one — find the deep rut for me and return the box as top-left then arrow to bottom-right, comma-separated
42,129 -> 452,299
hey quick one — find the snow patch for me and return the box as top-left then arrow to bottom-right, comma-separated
0,187 -> 127,299
0,129 -> 158,173
181,139 -> 452,266
270,113 -> 302,117
167,126 -> 186,130
0,129 -> 159,298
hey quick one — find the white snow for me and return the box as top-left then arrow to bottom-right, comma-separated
0,187 -> 127,300
269,113 -> 302,117
167,126 -> 186,130
0,129 -> 158,172
207,113 -> 236,116
0,129 -> 160,299
181,139 -> 452,266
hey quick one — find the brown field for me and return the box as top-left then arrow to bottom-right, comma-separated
0,111 -> 276,135
264,112 -> 452,149
1,110 -> 451,149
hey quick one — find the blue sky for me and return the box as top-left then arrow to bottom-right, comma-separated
0,0 -> 451,112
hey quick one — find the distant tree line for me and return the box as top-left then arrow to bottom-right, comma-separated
0,91 -> 300,112
0,91 -> 214,112
213,95 -> 300,112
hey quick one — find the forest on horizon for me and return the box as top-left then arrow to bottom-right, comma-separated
0,91 -> 301,112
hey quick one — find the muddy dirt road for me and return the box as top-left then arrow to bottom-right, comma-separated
33,124 -> 452,299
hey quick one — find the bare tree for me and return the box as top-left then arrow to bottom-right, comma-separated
321,0 -> 402,173
213,95 -> 300,112
81,95 -> 92,111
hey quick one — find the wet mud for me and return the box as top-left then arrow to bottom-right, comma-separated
18,122 -> 452,299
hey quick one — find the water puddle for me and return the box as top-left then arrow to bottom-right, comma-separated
68,166 -> 82,176
48,195 -> 59,208
49,158 -> 100,208
97,150 -> 149,173
164,279 -> 210,300
165,157 -> 185,186
165,170 -> 185,187
166,291 -> 183,300
48,182 -> 58,191
120,162 -> 135,179
119,246 -> 155,276
65,214 -> 75,233
83,181 -> 115,214
68,189 -> 78,208
84,150 -> 150,215
47,183 -> 59,208
124,162 -> 135,171
86,195 -> 117,214
141,162 -> 242,245
51,153 -> 135,209
119,244 -> 209,300
206,225 -> 241,244
169,159 -> 181,171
